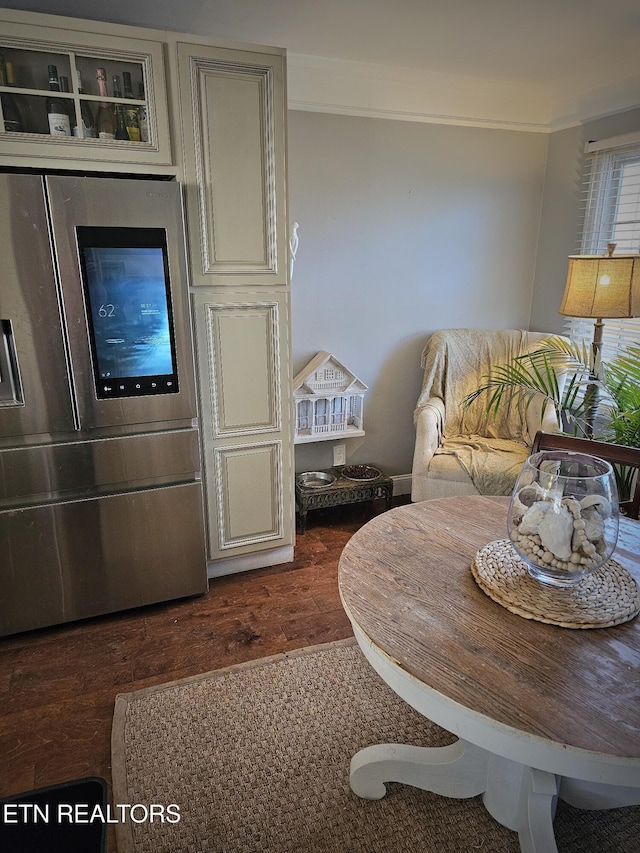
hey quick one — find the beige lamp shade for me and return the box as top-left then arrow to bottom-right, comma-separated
559,254 -> 640,318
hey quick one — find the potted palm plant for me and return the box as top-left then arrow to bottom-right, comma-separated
599,344 -> 640,500
463,336 -> 640,501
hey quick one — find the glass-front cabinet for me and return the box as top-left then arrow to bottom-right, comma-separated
0,19 -> 172,167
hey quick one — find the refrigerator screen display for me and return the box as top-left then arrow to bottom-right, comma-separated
77,227 -> 179,399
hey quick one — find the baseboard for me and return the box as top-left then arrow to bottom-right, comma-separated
207,544 -> 295,579
391,474 -> 412,496
206,478 -> 412,579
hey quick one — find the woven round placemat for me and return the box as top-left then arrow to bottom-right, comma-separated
471,539 -> 640,629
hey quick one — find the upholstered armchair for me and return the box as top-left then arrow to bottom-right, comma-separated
411,329 -> 562,503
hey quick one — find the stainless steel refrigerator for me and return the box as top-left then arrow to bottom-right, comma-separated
0,173 -> 207,637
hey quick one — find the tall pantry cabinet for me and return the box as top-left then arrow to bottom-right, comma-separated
0,10 -> 295,577
175,43 -> 294,574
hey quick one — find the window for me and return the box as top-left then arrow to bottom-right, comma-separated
566,132 -> 640,362
331,396 -> 345,425
297,400 -> 312,431
315,398 -> 329,426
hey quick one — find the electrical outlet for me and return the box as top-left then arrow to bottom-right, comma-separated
333,444 -> 346,466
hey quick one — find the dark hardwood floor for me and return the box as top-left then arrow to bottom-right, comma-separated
0,496 -> 408,808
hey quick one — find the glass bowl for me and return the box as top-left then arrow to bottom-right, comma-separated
508,450 -> 619,587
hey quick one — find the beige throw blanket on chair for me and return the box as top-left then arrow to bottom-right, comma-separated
415,329 -> 535,495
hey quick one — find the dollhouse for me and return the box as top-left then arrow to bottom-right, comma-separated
293,352 -> 367,443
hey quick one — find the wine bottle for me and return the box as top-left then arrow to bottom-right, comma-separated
95,67 -> 116,139
73,69 -> 96,138
111,74 -> 129,140
6,61 -> 29,131
47,65 -> 71,136
0,54 -> 23,133
121,71 -> 141,142
59,75 -> 75,127
122,71 -> 134,99
137,81 -> 149,142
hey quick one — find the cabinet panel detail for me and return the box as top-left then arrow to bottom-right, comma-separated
214,441 -> 283,549
205,300 -> 281,436
200,70 -> 271,268
179,43 -> 286,282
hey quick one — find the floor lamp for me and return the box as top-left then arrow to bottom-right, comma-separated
558,244 -> 640,437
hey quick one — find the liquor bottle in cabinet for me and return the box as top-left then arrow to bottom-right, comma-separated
47,65 -> 71,136
137,80 -> 149,142
112,73 -> 130,140
59,75 -> 75,128
74,69 -> 96,138
0,54 -> 23,132
122,71 -> 141,141
95,67 -> 116,139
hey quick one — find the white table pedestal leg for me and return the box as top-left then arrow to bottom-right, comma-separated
350,739 -> 488,800
483,755 -> 559,853
559,778 -> 640,810
350,739 -> 560,853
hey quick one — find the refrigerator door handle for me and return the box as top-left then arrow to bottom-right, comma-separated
0,319 -> 23,407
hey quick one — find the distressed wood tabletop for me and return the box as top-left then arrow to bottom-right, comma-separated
338,495 -> 640,759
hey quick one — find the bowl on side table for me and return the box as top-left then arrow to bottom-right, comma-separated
296,471 -> 337,489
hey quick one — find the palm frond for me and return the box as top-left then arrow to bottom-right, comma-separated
463,344 -> 593,433
464,335 -> 640,446
600,344 -> 640,448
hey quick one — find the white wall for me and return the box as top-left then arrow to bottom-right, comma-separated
528,123 -> 584,335
288,111 -> 548,476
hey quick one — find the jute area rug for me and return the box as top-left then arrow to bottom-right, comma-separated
112,638 -> 639,852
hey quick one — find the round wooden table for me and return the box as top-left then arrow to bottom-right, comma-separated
338,495 -> 640,853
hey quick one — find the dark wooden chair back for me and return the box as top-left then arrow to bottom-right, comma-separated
531,431 -> 640,520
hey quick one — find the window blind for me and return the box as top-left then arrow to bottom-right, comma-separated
565,134 -> 640,357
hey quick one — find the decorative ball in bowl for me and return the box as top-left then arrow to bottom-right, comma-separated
507,450 -> 619,587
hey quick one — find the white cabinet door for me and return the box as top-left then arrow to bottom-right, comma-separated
177,42 -> 288,287
192,290 -> 294,563
179,40 -> 293,573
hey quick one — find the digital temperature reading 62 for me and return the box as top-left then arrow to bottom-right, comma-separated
76,226 -> 179,399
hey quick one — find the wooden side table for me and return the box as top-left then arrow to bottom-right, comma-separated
295,465 -> 393,533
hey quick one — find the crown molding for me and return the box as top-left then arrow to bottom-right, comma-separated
549,71 -> 640,132
286,53 -> 551,132
287,53 -> 640,135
